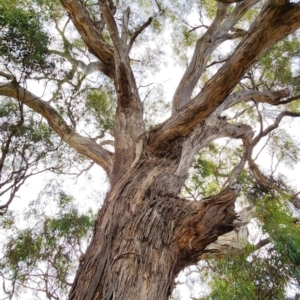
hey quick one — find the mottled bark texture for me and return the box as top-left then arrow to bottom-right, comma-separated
69,158 -> 238,300
1,0 -> 300,299
67,2 -> 300,297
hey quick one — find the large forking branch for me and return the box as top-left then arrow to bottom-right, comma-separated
97,0 -> 151,173
97,0 -> 145,115
149,1 -> 300,153
172,0 -> 260,113
175,85 -> 297,181
0,82 -> 114,176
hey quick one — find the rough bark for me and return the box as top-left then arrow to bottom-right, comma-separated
69,156 -> 238,300
65,2 -> 300,296
2,1 -> 300,299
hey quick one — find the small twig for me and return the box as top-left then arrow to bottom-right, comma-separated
206,58 -> 228,68
128,17 -> 153,53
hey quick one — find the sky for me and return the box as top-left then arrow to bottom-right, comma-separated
1,2 -> 300,299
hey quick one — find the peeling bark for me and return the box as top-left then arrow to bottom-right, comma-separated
69,160 -> 238,299
2,1 -> 300,299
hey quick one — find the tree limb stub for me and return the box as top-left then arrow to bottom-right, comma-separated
175,189 -> 237,270
149,2 -> 300,154
0,82 -> 114,175
199,206 -> 255,260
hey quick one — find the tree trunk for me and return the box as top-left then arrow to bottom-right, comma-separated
2,1 -> 299,298
69,151 -> 237,300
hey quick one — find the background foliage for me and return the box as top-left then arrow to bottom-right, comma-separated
0,0 -> 300,299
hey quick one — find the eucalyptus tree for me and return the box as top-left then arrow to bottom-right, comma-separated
1,0 -> 300,299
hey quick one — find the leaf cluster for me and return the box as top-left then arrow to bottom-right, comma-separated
85,86 -> 116,132
257,197 -> 300,269
0,188 -> 95,299
0,1 -> 53,75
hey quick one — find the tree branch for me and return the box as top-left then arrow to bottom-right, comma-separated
172,0 -> 260,114
246,110 -> 300,195
0,71 -> 14,80
216,88 -> 291,113
121,7 -> 130,46
248,158 -> 280,196
150,2 -> 300,153
257,110 -> 300,141
273,93 -> 300,105
97,0 -> 146,174
226,145 -> 252,187
98,0 -> 123,52
175,116 -> 253,176
128,17 -> 153,53
59,0 -> 115,78
77,61 -> 109,76
49,48 -> 110,77
0,167 -> 57,214
172,3 -> 229,114
0,82 -> 114,176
